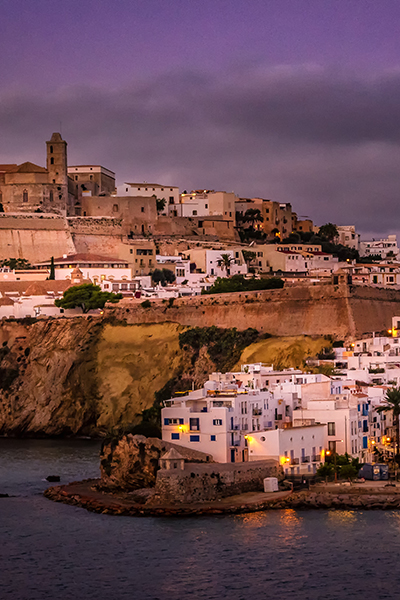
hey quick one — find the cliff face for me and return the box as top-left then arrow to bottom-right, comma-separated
2,282 -> 400,437
0,319 -> 188,437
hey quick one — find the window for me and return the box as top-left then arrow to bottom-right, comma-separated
171,433 -> 180,440
50,157 -> 54,165
23,189 -> 28,203
113,204 -> 119,212
50,145 -> 53,153
190,435 -> 200,442
213,419 -> 223,426
75,175 -> 78,181
141,207 -> 144,213
49,190 -> 53,202
211,435 -> 216,441
130,249 -> 133,254
190,418 -> 200,431
90,175 -> 93,181
328,422 -> 336,436
169,196 -> 174,204
192,210 -> 197,216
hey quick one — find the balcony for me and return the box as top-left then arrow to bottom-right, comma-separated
252,408 -> 262,416
231,440 -> 241,447
312,454 -> 321,463
290,458 -> 300,465
301,456 -> 310,464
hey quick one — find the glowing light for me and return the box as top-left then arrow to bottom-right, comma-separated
326,450 -> 331,455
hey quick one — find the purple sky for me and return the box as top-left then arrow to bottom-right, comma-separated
2,0 -> 400,235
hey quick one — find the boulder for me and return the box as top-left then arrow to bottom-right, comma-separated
99,434 -> 212,491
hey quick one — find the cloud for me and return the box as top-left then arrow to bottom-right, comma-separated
1,66 -> 400,235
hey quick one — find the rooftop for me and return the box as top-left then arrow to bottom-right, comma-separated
36,253 -> 129,266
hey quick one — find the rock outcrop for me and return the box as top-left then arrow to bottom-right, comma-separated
99,435 -> 213,491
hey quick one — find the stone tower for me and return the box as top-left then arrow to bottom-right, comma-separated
46,133 -> 68,212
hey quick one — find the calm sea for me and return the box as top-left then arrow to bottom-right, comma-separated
1,438 -> 400,600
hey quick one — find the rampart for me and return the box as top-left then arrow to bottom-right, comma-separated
108,283 -> 400,339
0,214 -> 75,261
155,460 -> 281,503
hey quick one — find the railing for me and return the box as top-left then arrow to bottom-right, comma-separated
231,440 -> 241,447
290,458 -> 300,465
301,456 -> 310,463
312,455 -> 321,463
252,409 -> 262,416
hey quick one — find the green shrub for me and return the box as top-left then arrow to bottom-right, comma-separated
203,274 -> 284,295
141,299 -> 152,308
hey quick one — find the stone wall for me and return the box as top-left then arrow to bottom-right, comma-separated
155,459 -> 281,503
0,214 -> 76,262
108,283 -> 400,339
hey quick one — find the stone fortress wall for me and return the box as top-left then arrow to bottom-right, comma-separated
155,460 -> 281,504
109,283 -> 400,339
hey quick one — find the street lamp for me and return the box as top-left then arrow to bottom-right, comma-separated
326,440 -> 344,483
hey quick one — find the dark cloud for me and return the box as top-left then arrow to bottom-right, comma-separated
1,66 -> 400,235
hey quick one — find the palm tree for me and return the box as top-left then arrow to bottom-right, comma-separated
376,386 -> 400,466
244,208 -> 263,229
217,253 -> 235,277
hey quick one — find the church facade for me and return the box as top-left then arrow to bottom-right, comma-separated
0,133 -> 75,215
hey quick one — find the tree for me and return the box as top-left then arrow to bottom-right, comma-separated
55,284 -> 122,313
217,253 -> 235,276
318,223 -> 339,242
243,208 -> 263,229
155,197 -> 166,213
49,256 -> 55,280
0,258 -> 31,270
151,268 -> 176,286
376,386 -> 400,465
242,250 -> 256,267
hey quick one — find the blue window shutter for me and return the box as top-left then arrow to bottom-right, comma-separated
179,418 -> 184,424
164,418 -> 169,426
190,435 -> 200,442
171,433 -> 180,440
211,435 -> 216,441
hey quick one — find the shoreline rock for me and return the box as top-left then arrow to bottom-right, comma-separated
43,480 -> 400,517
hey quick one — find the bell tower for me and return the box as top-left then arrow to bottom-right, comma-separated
46,132 -> 68,212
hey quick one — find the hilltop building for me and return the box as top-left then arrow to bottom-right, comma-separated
116,182 -> 180,216
0,133 -> 74,215
68,166 -> 116,202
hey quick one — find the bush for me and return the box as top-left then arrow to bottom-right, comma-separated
316,462 -> 335,480
179,326 -> 259,372
141,299 -> 151,309
339,464 -> 358,481
203,275 -> 284,295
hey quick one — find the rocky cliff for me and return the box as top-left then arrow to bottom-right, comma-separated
2,282 -> 400,437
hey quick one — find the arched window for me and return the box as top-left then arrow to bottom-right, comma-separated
23,189 -> 28,203
50,145 -> 53,153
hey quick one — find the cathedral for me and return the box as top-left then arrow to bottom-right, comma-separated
0,133 -> 74,215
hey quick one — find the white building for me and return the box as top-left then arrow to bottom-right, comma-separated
188,248 -> 247,278
336,225 -> 360,250
249,425 -> 326,475
178,191 -> 237,222
115,182 -> 180,215
35,254 -> 132,284
162,364 -> 329,464
359,234 -> 399,260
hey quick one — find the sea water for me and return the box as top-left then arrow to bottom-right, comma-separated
1,438 -> 400,600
